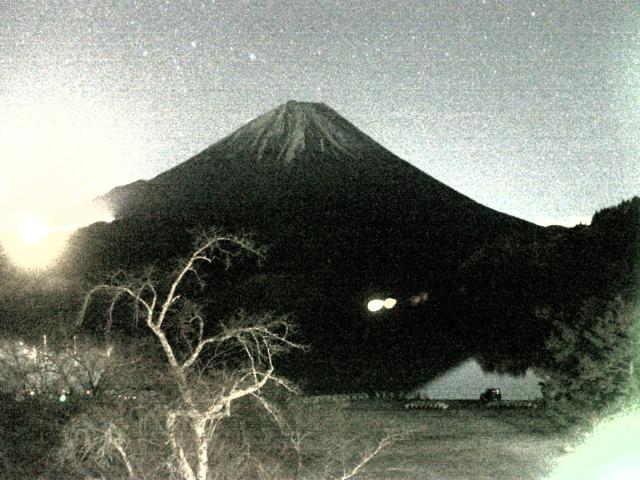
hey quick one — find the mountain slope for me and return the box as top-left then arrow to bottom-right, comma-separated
99,101 -> 517,224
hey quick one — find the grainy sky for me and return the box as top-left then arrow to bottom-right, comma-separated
1,0 -> 639,226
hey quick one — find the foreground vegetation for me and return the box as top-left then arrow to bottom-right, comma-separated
1,197 -> 638,478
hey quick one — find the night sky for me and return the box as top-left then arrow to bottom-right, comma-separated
1,1 -> 639,227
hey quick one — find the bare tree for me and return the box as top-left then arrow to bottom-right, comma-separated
76,229 -> 301,480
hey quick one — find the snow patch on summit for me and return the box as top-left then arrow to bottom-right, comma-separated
222,101 -> 365,164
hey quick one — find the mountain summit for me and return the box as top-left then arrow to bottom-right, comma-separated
216,100 -> 378,164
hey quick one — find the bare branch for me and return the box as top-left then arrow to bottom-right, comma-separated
77,284 -> 153,329
156,232 -> 261,330
180,312 -> 300,371
337,435 -> 399,480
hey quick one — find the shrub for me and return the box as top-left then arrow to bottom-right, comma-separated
539,296 -> 639,431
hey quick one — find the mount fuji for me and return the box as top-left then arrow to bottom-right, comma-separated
97,101 -> 525,224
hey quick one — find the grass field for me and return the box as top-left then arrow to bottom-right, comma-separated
1,394 -> 572,479
291,399 -> 569,480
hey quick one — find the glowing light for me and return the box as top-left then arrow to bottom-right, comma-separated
17,215 -> 50,245
547,407 -> 640,480
367,299 -> 385,312
383,298 -> 397,309
0,87 -> 140,268
1,205 -> 114,270
1,214 -> 68,269
368,297 -> 398,312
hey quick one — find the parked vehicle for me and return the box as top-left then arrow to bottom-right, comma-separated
480,388 -> 501,402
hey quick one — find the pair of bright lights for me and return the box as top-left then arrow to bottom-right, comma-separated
367,298 -> 397,312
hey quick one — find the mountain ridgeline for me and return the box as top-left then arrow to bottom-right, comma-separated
63,101 -> 639,392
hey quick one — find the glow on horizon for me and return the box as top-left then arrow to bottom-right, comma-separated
1,206 -> 114,270
532,214 -> 593,228
2,217 -> 68,270
0,87 -> 134,270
